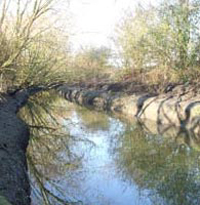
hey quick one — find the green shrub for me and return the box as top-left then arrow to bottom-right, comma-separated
0,0 -> 70,93
115,0 -> 200,83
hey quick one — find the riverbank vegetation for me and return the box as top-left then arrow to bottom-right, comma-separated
0,0 -> 82,204
63,0 -> 200,92
114,0 -> 200,87
66,46 -> 113,84
0,0 -> 71,94
1,0 -> 200,93
1,0 -> 200,204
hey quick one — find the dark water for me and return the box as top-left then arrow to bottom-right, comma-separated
29,102 -> 200,205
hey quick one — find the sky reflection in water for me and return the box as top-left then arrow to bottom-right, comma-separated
30,103 -> 200,205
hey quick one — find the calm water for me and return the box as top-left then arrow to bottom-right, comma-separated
29,102 -> 200,205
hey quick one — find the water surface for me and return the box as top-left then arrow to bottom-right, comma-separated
29,102 -> 200,205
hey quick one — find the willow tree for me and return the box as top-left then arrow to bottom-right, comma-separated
0,0 -> 70,204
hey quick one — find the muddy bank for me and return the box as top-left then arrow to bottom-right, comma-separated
0,87 -> 51,205
58,82 -> 200,133
0,95 -> 31,204
0,109 -> 30,205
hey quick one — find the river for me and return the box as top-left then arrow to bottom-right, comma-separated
28,101 -> 200,205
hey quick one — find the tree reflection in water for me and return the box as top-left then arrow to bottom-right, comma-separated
75,106 -> 110,132
19,95 -> 200,204
110,120 -> 200,205
20,94 -> 90,204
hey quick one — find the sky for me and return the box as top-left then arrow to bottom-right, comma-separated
68,0 -> 159,51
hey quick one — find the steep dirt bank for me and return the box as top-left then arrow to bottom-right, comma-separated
0,86 -> 50,205
0,94 -> 31,204
58,82 -> 200,133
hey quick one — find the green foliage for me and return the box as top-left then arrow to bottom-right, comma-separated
115,0 -> 200,82
0,0 -> 70,93
68,46 -> 112,83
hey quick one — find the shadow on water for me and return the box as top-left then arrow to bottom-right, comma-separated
23,97 -> 200,205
